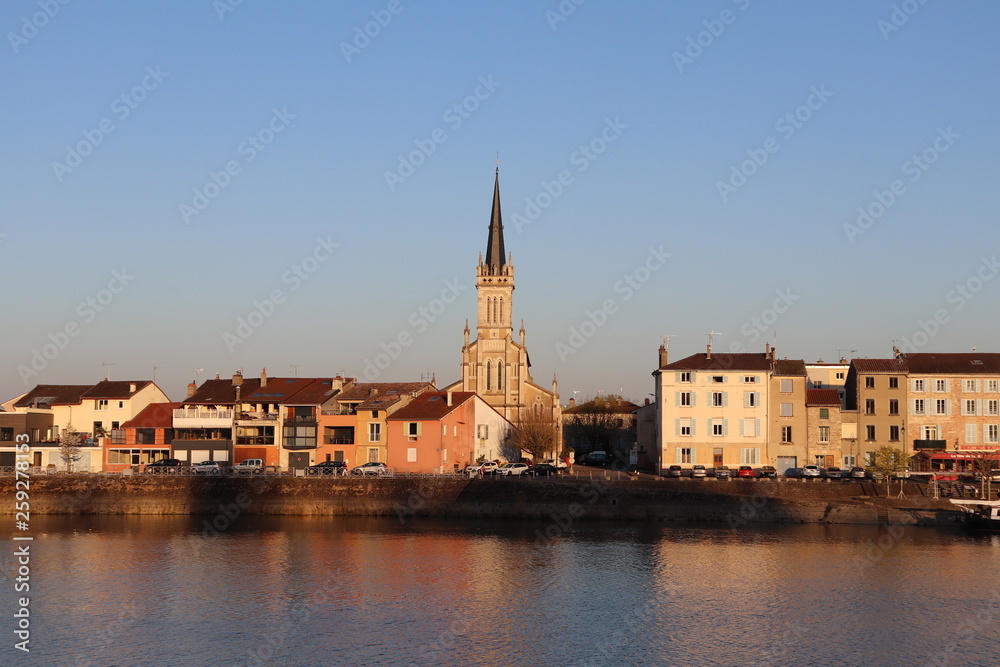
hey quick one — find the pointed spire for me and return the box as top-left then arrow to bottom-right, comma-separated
484,168 -> 506,271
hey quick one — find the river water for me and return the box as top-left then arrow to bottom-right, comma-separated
4,515 -> 999,666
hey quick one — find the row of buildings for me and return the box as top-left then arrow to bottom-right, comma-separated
642,345 -> 1000,475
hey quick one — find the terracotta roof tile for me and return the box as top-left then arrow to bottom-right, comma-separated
806,389 -> 841,406
386,391 -> 475,421
660,353 -> 774,372
82,380 -> 153,399
903,353 -> 1000,375
851,359 -> 908,374
183,379 -> 262,405
121,402 -> 182,429
14,385 -> 92,408
335,383 -> 433,410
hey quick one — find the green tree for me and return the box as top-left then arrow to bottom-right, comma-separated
870,446 -> 910,496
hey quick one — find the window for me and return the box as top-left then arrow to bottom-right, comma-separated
836,372 -> 845,380
889,399 -> 899,416
889,377 -> 899,389
923,426 -> 939,440
0,428 -> 14,441
966,424 -> 977,444
368,448 -> 379,463
866,425 -> 875,441
96,399 -> 109,411
819,426 -> 830,443
679,372 -> 691,383
712,422 -> 724,436
964,400 -> 977,416
740,448 -> 760,465
368,423 -> 381,442
407,448 -> 417,463
913,399 -> 925,415
780,403 -> 793,417
477,424 -> 489,439
740,418 -> 759,436
679,419 -> 692,436
780,379 -> 793,393
406,422 -> 420,438
781,426 -> 792,443
118,401 -> 124,409
987,425 -> 1000,444
965,379 -> 977,392
712,376 -> 724,383
371,410 -> 379,418
989,380 -> 999,393
843,455 -> 856,467
680,448 -> 692,464
819,408 -> 829,420
712,392 -> 724,407
680,392 -> 692,407
935,379 -> 947,392
935,399 -> 947,415
814,381 -> 823,389
744,392 -> 758,408
913,379 -> 925,392
989,400 -> 999,416
865,377 -> 875,389
865,399 -> 875,415
744,376 -> 757,383
889,425 -> 900,442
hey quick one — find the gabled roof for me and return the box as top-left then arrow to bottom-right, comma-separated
774,359 -> 807,376
660,353 -> 774,372
241,378 -> 320,403
280,378 -> 341,405
851,359 -> 908,374
904,353 -> 1000,375
121,402 -> 182,429
386,391 -> 476,421
334,383 -> 433,410
14,385 -> 92,408
183,379 -> 263,405
82,380 -> 153,399
806,389 -> 842,406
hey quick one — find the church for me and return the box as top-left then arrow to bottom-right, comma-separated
444,170 -> 562,439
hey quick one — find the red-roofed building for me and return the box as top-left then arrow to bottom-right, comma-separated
386,391 -> 511,473
105,402 -> 181,472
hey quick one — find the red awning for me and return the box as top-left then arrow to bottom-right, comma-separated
916,451 -> 1000,460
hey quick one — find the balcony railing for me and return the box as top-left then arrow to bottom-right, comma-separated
235,437 -> 275,446
237,412 -> 278,421
320,408 -> 357,416
324,437 -> 355,445
284,417 -> 318,426
174,409 -> 233,420
283,441 -> 318,449
913,439 -> 947,450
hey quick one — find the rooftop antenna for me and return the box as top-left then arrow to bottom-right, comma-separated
101,362 -> 115,381
195,368 -> 204,384
706,331 -> 721,354
290,364 -> 302,378
152,366 -> 160,383
661,334 -> 675,350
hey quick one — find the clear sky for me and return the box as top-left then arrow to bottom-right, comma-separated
3,1 -> 999,405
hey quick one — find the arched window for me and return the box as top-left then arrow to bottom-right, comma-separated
498,297 -> 503,325
486,361 -> 492,391
497,361 -> 504,391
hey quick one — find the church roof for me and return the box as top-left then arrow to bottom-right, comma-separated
484,169 -> 506,271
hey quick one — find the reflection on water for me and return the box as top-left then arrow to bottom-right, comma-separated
6,516 -> 1000,666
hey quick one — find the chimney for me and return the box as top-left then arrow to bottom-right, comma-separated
187,382 -> 197,397
769,346 -> 776,362
446,391 -> 452,406
369,388 -> 378,397
232,371 -> 243,386
260,368 -> 267,387
892,345 -> 902,359
839,357 -> 847,364
658,344 -> 668,368
129,383 -> 136,393
706,343 -> 712,360
568,397 -> 576,408
644,397 -> 650,406
215,373 -> 220,380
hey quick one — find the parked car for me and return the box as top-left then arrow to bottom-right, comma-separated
691,464 -> 707,478
527,463 -> 561,476
666,465 -> 683,478
542,458 -> 569,469
306,460 -> 347,476
825,467 -> 843,479
801,465 -> 821,478
191,460 -> 222,475
714,466 -> 731,480
758,466 -> 777,479
846,466 -> 866,479
496,462 -> 530,476
352,462 -> 390,476
737,466 -> 755,479
479,461 -> 500,475
233,459 -> 265,474
145,458 -> 183,474
579,452 -> 607,467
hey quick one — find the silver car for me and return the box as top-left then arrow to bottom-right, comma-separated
801,465 -> 821,478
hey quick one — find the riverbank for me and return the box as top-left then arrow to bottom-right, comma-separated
1,474 -> 964,526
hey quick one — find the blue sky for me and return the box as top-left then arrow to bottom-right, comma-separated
3,0 -> 999,405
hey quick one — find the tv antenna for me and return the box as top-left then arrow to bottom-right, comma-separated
101,362 -> 115,381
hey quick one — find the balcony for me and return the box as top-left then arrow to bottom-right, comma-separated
283,440 -> 318,449
235,436 -> 275,446
913,439 -> 947,450
173,408 -> 233,428
324,437 -> 355,445
237,411 -> 279,421
284,417 -> 318,427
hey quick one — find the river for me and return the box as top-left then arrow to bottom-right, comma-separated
4,516 -> 999,666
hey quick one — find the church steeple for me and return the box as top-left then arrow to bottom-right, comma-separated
483,168 -> 506,273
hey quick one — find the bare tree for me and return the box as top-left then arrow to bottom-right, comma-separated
971,450 -> 999,500
563,395 -> 633,463
503,408 -> 558,463
59,424 -> 83,473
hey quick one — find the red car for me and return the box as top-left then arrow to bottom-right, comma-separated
737,466 -> 755,478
